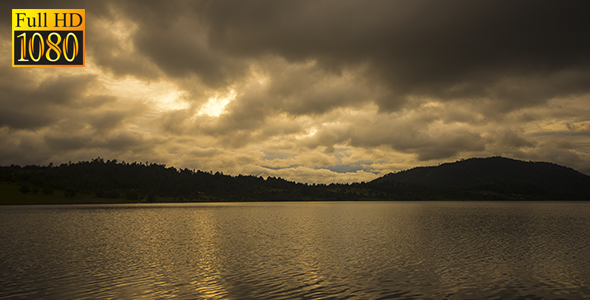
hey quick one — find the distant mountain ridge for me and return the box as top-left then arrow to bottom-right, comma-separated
372,157 -> 590,198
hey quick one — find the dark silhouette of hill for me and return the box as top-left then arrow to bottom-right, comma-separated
371,156 -> 590,198
1,156 -> 589,203
0,158 -> 366,202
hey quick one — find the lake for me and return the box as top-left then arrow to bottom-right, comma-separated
1,202 -> 589,299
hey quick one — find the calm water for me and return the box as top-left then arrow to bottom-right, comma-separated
1,202 -> 589,299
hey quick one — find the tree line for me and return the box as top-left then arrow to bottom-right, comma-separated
1,157 -> 584,202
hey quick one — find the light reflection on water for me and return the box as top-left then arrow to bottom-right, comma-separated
1,202 -> 590,299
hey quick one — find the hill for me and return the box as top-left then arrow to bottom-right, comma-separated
0,158 -> 367,203
1,156 -> 589,203
371,157 -> 590,198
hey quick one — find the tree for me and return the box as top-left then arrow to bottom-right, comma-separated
64,188 -> 77,198
19,185 -> 30,194
146,194 -> 157,203
42,187 -> 54,195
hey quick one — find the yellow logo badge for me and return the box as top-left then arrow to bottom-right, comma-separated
12,9 -> 85,67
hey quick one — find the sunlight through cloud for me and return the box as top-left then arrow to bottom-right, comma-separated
198,90 -> 236,117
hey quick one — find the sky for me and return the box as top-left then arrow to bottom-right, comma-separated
2,0 -> 590,183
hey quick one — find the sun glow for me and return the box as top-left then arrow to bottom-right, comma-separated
198,90 -> 236,116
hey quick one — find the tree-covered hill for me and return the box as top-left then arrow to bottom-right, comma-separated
371,156 -> 590,198
0,158 -> 368,203
1,156 -> 589,203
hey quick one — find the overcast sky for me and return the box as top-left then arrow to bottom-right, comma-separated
2,0 -> 590,183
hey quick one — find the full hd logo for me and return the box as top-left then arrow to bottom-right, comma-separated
12,9 -> 85,67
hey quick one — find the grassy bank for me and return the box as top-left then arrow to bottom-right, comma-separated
0,182 -> 140,205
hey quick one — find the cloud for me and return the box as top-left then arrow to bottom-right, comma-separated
195,0 -> 590,111
2,0 -> 590,182
88,13 -> 162,80
0,70 -> 100,129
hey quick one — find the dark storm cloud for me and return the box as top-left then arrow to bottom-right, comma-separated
97,0 -> 249,87
5,0 -> 590,112
3,0 -> 590,179
88,19 -> 161,80
10,0 -> 587,112
192,0 -> 590,110
0,70 -> 99,130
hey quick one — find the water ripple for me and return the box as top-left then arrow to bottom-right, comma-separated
1,202 -> 590,299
